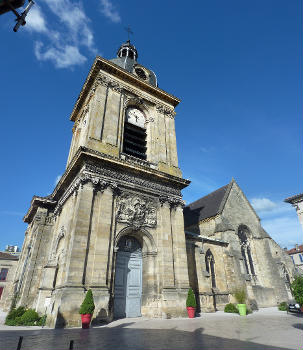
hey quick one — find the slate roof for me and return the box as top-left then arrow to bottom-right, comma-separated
184,183 -> 230,228
287,245 -> 303,255
0,252 -> 19,260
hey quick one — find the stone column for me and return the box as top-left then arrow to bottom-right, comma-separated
64,182 -> 94,287
170,204 -> 190,289
86,184 -> 118,322
158,201 -> 175,289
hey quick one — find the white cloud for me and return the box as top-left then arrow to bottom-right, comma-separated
251,196 -> 302,248
42,0 -> 96,52
251,197 -> 292,217
26,5 -> 47,33
251,198 -> 277,212
25,1 -> 96,68
100,0 -> 121,23
35,42 -> 87,68
262,215 -> 302,249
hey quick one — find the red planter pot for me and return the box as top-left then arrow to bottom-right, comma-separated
81,314 -> 92,329
187,307 -> 195,318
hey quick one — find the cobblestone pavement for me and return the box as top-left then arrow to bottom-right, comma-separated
0,308 -> 302,350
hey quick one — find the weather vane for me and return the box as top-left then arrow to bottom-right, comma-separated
125,26 -> 133,41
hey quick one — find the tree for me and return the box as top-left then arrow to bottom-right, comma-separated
291,276 -> 303,306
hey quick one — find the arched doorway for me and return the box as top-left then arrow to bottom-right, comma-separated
114,235 -> 142,318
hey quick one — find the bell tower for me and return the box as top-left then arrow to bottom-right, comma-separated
66,40 -> 183,178
19,41 -> 191,327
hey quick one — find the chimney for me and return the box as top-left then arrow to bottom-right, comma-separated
295,244 -> 299,251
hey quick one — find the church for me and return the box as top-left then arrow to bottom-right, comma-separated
11,41 -> 295,327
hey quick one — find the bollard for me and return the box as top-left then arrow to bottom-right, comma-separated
69,340 -> 74,350
16,336 -> 23,350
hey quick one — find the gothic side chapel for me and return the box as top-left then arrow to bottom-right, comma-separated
15,40 -> 191,327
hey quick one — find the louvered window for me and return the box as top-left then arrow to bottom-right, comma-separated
123,122 -> 147,160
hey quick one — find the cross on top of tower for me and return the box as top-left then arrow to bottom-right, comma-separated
125,26 -> 133,41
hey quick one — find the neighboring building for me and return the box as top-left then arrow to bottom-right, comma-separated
0,252 -> 19,311
184,180 -> 295,311
11,41 -> 296,328
286,244 -> 303,272
4,245 -> 20,257
284,193 -> 303,230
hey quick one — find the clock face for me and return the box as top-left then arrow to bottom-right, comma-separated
126,107 -> 145,128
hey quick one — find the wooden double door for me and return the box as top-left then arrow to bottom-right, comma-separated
114,238 -> 142,318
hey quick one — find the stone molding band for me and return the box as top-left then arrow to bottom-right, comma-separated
52,170 -> 184,217
78,73 -> 176,123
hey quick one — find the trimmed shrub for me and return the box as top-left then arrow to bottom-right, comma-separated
186,288 -> 197,308
233,288 -> 246,304
79,289 -> 95,315
278,302 -> 288,311
5,307 -> 26,325
224,303 -> 239,313
5,306 -> 45,326
19,309 -> 40,326
37,315 -> 47,326
291,276 -> 303,306
246,307 -> 252,315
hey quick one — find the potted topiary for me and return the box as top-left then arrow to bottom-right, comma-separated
233,288 -> 247,316
186,288 -> 196,318
79,289 -> 95,329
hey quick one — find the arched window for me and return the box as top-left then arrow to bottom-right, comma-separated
205,249 -> 216,288
238,225 -> 255,276
123,107 -> 147,160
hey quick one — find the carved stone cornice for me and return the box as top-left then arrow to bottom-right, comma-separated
84,162 -> 182,197
53,175 -> 118,216
159,195 -> 185,208
70,55 -> 180,122
156,104 -> 176,119
24,196 -> 57,223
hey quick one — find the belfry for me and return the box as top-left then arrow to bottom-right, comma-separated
16,40 -> 191,327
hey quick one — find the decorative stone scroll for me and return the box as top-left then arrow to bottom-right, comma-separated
53,174 -> 120,216
116,193 -> 157,229
159,195 -> 185,208
156,104 -> 176,119
123,96 -> 144,109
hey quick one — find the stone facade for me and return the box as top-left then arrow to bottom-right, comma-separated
184,180 -> 296,312
0,252 -> 19,312
286,245 -> 303,273
10,42 -> 297,327
13,43 -> 190,327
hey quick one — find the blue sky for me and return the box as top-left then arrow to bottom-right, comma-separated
0,0 -> 301,250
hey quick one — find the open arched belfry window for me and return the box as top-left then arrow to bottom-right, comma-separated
123,106 -> 147,160
238,225 -> 255,276
205,249 -> 216,288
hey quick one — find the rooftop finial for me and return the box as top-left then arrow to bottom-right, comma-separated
124,25 -> 133,41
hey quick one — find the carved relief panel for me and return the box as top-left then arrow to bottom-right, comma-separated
116,193 -> 157,229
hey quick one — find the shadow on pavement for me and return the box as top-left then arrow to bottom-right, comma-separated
292,323 -> 303,330
0,322 -> 294,350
